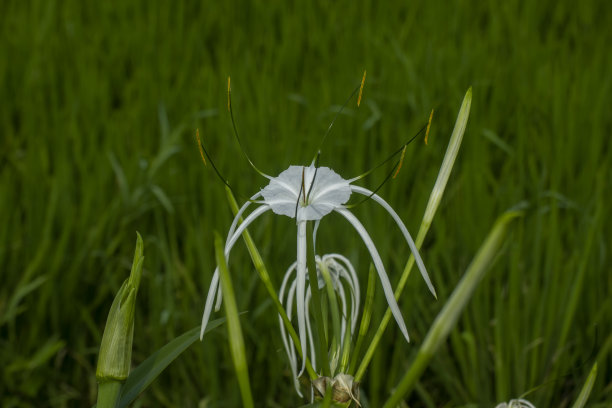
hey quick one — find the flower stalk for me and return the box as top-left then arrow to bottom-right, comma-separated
306,221 -> 331,376
214,232 -> 254,408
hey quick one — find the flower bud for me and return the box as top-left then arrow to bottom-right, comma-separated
96,233 -> 144,382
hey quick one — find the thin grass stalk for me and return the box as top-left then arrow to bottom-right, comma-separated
348,264 -> 376,375
382,211 -> 522,407
320,261 -> 343,374
355,88 -> 472,381
558,172 -> 604,348
307,221 -> 331,376
214,232 -> 254,408
338,305 -> 353,374
570,362 -> 598,408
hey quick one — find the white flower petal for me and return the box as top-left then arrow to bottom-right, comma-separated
334,207 -> 411,342
279,262 -> 302,397
213,203 -> 272,311
326,254 -> 360,332
350,185 -> 436,297
226,192 -> 262,241
200,271 -> 220,340
260,165 -> 351,221
200,205 -> 271,338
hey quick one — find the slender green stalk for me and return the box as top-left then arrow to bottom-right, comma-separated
338,305 -> 353,374
214,232 -> 254,408
382,211 -> 521,407
226,187 -> 317,379
321,383 -> 334,408
570,362 -> 598,408
356,88 -> 472,381
307,221 -> 331,376
320,260 -> 342,374
97,382 -> 122,408
348,264 -> 376,374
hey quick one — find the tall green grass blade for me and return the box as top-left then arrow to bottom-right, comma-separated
320,259 -> 342,375
356,88 -> 472,382
382,211 -> 522,407
338,304 -> 353,374
214,232 -> 254,408
349,264 -> 376,374
1,275 -> 47,326
570,362 -> 597,408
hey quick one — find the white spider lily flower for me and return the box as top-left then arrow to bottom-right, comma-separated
495,399 -> 536,408
279,254 -> 360,396
200,163 -> 436,376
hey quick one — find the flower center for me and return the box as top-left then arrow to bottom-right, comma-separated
260,165 -> 352,221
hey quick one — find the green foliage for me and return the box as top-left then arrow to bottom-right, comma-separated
0,0 -> 609,406
118,320 -> 226,408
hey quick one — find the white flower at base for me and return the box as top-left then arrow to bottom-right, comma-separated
495,399 -> 536,408
200,162 -> 436,378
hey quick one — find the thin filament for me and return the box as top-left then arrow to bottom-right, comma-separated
227,76 -> 271,179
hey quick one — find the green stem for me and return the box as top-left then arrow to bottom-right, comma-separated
320,260 -> 342,374
214,232 -> 254,408
96,381 -> 122,408
349,264 -> 376,375
306,221 -> 330,375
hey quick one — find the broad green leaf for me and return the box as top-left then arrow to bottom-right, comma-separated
116,319 -> 225,408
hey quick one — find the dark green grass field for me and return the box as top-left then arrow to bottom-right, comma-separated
1,0 -> 610,406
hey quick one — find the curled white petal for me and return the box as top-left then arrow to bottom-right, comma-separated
334,207 -> 411,342
279,262 -> 302,396
200,204 -> 272,339
226,192 -> 262,242
324,254 -> 360,332
351,185 -> 436,298
200,271 -> 220,340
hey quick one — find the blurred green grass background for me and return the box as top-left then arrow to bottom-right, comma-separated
1,0 -> 610,406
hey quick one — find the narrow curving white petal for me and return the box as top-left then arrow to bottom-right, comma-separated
328,254 -> 360,331
226,192 -> 262,241
279,263 -> 302,397
224,205 -> 271,253
213,204 -> 272,311
200,270 -> 220,340
200,204 -> 271,339
334,207 -> 411,342
350,185 -> 436,298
